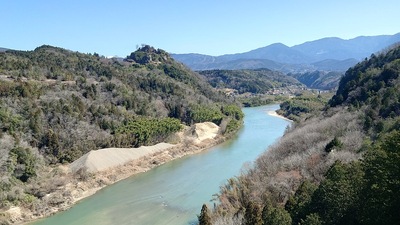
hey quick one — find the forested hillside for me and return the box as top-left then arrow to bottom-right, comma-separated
199,69 -> 303,94
288,71 -> 343,90
0,45 -> 243,215
277,91 -> 333,122
200,44 -> 400,224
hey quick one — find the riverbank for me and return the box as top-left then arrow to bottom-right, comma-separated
7,122 -> 231,225
13,104 -> 290,225
266,110 -> 293,122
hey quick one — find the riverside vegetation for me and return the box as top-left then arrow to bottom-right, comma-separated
199,69 -> 305,107
199,69 -> 302,95
199,44 -> 400,225
0,45 -> 244,223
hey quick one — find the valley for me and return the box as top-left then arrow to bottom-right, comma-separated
0,35 -> 399,225
2,2 -> 400,225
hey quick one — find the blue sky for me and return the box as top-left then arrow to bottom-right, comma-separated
1,0 -> 399,56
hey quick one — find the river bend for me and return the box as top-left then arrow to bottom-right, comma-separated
31,104 -> 290,225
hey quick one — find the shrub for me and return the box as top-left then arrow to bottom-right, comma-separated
324,137 -> 343,153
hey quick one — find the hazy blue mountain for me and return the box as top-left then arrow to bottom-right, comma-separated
172,33 -> 400,72
171,53 -> 221,70
213,58 -> 311,72
217,43 -> 312,64
171,53 -> 217,64
311,58 -> 359,71
173,43 -> 310,65
171,56 -> 314,73
292,33 -> 400,61
0,47 -> 9,52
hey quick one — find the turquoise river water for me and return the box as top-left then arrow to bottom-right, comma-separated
31,104 -> 290,225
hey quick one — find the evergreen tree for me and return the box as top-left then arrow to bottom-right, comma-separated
263,207 -> 292,225
198,204 -> 212,225
261,199 -> 273,223
285,180 -> 317,224
300,213 -> 322,225
244,201 -> 262,225
359,131 -> 400,225
310,161 -> 363,225
324,136 -> 343,153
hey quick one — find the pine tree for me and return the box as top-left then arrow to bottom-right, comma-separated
263,207 -> 292,225
285,180 -> 317,224
198,204 -> 212,225
300,213 -> 322,225
244,201 -> 262,225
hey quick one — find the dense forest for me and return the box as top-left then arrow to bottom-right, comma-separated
277,91 -> 333,122
287,71 -> 343,90
198,69 -> 304,107
200,44 -> 400,224
199,69 -> 302,94
0,45 -> 243,217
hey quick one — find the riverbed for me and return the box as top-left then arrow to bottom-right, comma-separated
31,104 -> 290,225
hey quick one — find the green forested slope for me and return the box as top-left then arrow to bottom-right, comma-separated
199,69 -> 302,94
288,70 -> 344,90
201,45 -> 400,225
0,45 -> 240,162
277,91 -> 333,122
0,45 -> 243,213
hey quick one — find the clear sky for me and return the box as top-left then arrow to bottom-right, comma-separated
1,0 -> 399,56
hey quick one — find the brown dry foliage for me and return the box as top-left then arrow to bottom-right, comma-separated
211,108 -> 364,220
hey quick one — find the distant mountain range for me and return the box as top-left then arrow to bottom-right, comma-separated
172,33 -> 400,72
0,47 -> 9,52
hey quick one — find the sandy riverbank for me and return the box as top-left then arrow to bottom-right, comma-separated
9,122 -> 225,225
266,110 -> 293,122
69,142 -> 176,173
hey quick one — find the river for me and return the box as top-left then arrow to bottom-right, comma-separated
31,104 -> 290,225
